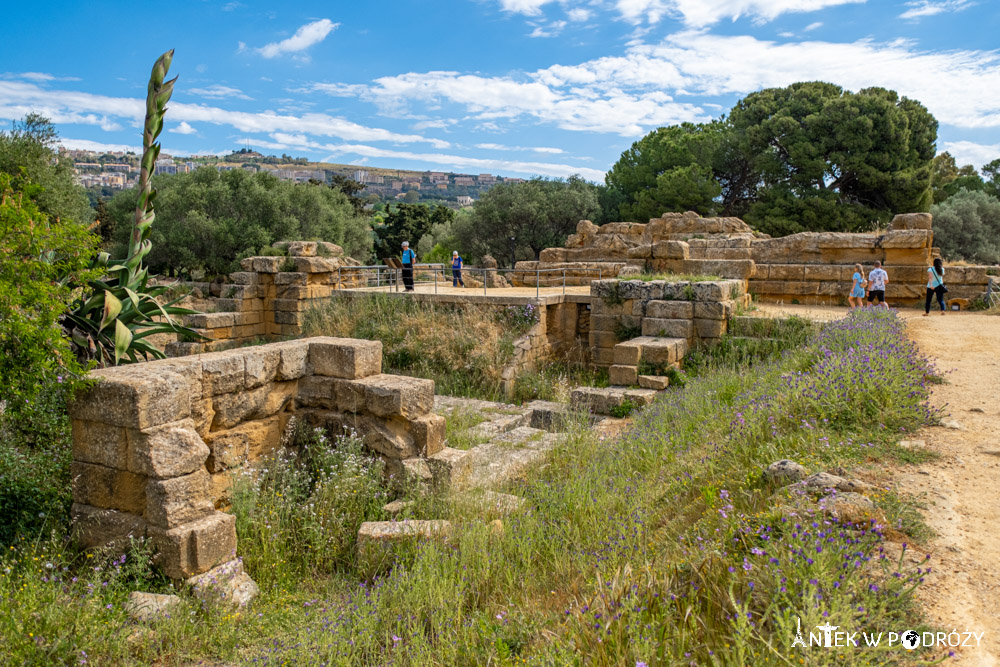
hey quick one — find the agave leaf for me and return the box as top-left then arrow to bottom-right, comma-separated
113,319 -> 133,364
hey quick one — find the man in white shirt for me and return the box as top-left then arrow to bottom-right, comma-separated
867,261 -> 889,309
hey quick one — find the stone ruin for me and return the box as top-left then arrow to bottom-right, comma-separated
165,241 -> 365,356
518,211 -> 998,305
68,337 -> 446,583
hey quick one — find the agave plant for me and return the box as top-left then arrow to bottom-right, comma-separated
63,50 -> 204,365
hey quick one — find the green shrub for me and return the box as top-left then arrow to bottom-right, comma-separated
613,318 -> 642,342
609,399 -> 639,418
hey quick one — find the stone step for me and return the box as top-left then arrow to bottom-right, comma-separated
524,400 -> 590,431
453,436 -> 558,492
492,425 -> 547,446
570,386 -> 658,416
613,336 -> 688,366
357,520 -> 452,570
469,413 -> 528,438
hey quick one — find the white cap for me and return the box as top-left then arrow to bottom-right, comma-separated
402,241 -> 409,247
452,251 -> 458,256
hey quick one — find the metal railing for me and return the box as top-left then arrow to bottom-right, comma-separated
989,277 -> 1000,309
334,263 -> 610,298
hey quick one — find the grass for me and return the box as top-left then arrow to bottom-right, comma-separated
441,407 -> 492,450
0,309 -> 945,664
301,294 -> 540,401
633,273 -> 722,282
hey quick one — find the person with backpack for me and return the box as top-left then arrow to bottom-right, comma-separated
924,258 -> 948,316
451,250 -> 465,287
848,263 -> 866,309
401,241 -> 416,292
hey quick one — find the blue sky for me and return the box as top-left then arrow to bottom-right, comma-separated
2,0 -> 998,180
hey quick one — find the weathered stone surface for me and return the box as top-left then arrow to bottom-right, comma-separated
308,337 -> 382,379
191,398 -> 215,438
526,400 -> 579,431
210,384 -> 269,429
244,347 -> 280,389
361,416 -> 419,459
69,369 -> 190,430
407,413 -> 446,457
383,500 -> 415,515
456,491 -> 528,517
803,472 -> 873,495
127,419 -> 209,479
695,318 -> 727,339
570,386 -> 658,416
638,375 -> 670,390
641,318 -> 693,339
764,459 -> 807,484
890,212 -> 933,231
71,503 -> 146,550
400,457 -> 434,486
694,300 -> 734,321
145,469 -> 214,528
274,340 -> 310,380
296,374 -> 341,409
634,336 -> 686,365
201,351 -> 246,396
350,374 -> 434,418
652,240 -> 690,260
357,520 -> 452,569
71,462 -> 147,514
148,511 -> 237,579
941,419 -> 964,430
645,300 -> 694,319
426,447 -> 472,489
898,439 -> 926,450
820,492 -> 880,524
186,558 -> 259,608
126,592 -> 184,623
205,417 -> 281,472
613,340 -> 643,365
71,419 -> 129,469
609,364 -> 639,386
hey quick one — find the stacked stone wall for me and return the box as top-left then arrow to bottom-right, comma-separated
69,337 -> 445,580
587,278 -> 749,368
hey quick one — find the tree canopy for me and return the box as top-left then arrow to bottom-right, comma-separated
106,167 -> 373,276
373,202 -> 454,260
931,188 -> 1000,265
605,82 -> 939,236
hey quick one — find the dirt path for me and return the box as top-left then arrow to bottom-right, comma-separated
760,304 -> 1000,664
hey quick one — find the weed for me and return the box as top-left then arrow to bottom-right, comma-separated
609,399 -> 639,418
613,318 -> 642,342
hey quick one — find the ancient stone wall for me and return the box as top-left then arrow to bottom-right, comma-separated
166,241 -> 364,356
69,337 -> 445,581
588,278 -> 749,373
523,212 -> 999,305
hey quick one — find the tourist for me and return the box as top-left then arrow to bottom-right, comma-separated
848,263 -> 866,309
451,250 -> 465,287
924,258 -> 948,316
867,261 -> 889,309
401,241 -> 415,292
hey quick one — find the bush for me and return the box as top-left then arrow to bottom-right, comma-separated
230,423 -> 388,588
931,188 -> 1000,264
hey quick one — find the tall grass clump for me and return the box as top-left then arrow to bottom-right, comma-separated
301,294 -> 538,400
230,423 -> 388,589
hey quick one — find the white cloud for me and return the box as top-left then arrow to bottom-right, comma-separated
899,0 -> 973,20
3,71 -> 82,83
222,1 -> 242,10
187,84 -> 253,100
256,19 -> 338,59
497,0 -> 555,16
567,7 -> 592,20
475,142 -> 566,154
170,121 -> 197,135
57,138 -> 140,153
529,20 -> 567,37
804,21 -> 823,30
939,141 -> 1000,169
661,0 -> 866,27
0,80 -> 452,147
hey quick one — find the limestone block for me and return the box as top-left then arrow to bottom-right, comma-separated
361,416 -> 419,459
638,375 -> 670,390
69,368 -> 190,430
883,248 -> 933,266
609,364 -> 639,386
210,470 -> 234,508
890,212 -> 932,230
399,457 -> 434,487
191,399 -> 214,438
205,417 -> 281,472
71,462 -> 146,514
262,381 -> 297,417
407,413 -> 446,457
539,248 -> 567,262
802,265 -> 841,281
660,282 -> 694,300
273,311 -> 304,326
652,240 -> 690,260
589,330 -> 620,350
781,281 -> 820,296
145,469 -> 214,529
695,318 -> 727,339
641,318 -> 693,339
645,300 -> 694,319
71,503 -> 146,551
125,592 -> 184,622
692,281 -> 734,302
592,347 -> 616,367
148,511 -> 237,579
229,271 -> 258,285
265,340 -> 306,381
127,418 -> 209,479
693,300 -> 734,321
627,244 -> 653,259
250,257 -> 283,273
570,386 -> 658,416
613,341 -> 643,365
292,257 -> 338,273
817,282 -> 845,297
186,559 -> 259,608
211,384 -> 269,429
960,266 -> 990,285
185,312 -> 235,329
201,351 -> 246,397
243,347 -> 280,389
885,283 -> 926,299
767,265 -> 805,281
71,419 -> 129,469
357,520 -> 452,569
308,337 -> 382,379
881,229 -> 932,248
274,272 -> 308,286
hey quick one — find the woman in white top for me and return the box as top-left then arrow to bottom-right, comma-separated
924,258 -> 946,316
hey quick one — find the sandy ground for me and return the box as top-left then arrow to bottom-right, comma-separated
760,304 -> 1000,664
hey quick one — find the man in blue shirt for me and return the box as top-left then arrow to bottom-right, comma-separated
451,250 -> 465,287
401,241 -> 415,292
